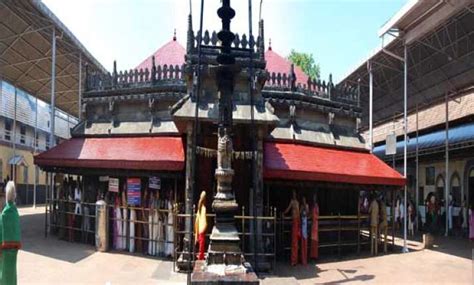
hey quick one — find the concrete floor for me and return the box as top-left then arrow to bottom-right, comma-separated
18,207 -> 473,284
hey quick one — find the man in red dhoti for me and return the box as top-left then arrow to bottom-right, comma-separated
284,191 -> 300,266
300,196 -> 309,265
310,194 -> 319,260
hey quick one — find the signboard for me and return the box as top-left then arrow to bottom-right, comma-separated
99,176 -> 109,182
385,133 -> 397,155
108,178 -> 119,192
149,176 -> 161,190
127,178 -> 141,206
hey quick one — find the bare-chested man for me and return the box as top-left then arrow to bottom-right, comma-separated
284,190 -> 300,266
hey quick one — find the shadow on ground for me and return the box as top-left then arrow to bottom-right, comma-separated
20,210 -> 96,264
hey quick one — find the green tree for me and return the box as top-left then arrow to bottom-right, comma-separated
287,50 -> 320,80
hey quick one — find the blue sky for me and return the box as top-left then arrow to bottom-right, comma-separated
43,0 -> 406,82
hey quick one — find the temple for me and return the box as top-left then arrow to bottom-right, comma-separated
34,2 -> 405,274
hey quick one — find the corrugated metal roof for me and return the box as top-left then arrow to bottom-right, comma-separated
373,121 -> 474,158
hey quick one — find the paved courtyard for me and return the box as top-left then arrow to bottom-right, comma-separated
18,207 -> 472,284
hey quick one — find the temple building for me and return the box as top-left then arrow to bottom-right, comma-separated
33,8 -> 405,271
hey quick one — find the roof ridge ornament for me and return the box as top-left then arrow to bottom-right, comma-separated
173,29 -> 177,41
268,38 -> 272,50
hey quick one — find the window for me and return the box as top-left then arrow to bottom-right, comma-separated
450,173 -> 461,206
425,167 -> 435,186
4,119 -> 12,141
436,174 -> 445,201
20,124 -> 26,144
35,132 -> 39,148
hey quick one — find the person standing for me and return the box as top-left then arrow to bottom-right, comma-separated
310,194 -> 319,260
300,196 -> 309,266
284,190 -> 300,266
113,193 -> 123,250
379,196 -> 388,253
461,196 -> 468,236
448,193 -> 453,235
121,186 -> 128,251
469,204 -> 474,241
408,201 -> 415,236
1,181 -> 21,285
368,194 -> 379,255
195,191 -> 208,260
165,190 -> 175,257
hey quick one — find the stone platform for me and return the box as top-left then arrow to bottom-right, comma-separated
191,260 -> 259,285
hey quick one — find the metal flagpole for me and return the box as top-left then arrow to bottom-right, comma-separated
415,104 -> 419,232
187,1 -> 205,283
248,0 -> 258,272
12,86 -> 17,183
368,61 -> 373,153
445,92 -> 449,237
50,27 -> 56,149
78,53 -> 82,120
33,96 -> 38,208
402,43 -> 408,253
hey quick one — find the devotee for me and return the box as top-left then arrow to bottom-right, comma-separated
448,193 -> 453,235
129,199 -> 136,253
368,194 -> 379,255
58,178 -> 67,240
408,200 -> 415,236
310,194 -> 319,260
399,197 -> 405,235
379,196 -> 388,253
461,196 -> 468,236
148,190 -> 158,255
141,186 -> 149,254
300,196 -> 309,265
469,204 -> 474,241
121,185 -> 128,250
195,191 -> 208,260
427,194 -> 438,233
1,181 -> 21,285
114,192 -> 124,250
395,195 -> 400,232
284,190 -> 300,266
165,189 -> 175,257
67,180 -> 75,242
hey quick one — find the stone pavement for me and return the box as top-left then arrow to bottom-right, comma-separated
17,207 -> 473,284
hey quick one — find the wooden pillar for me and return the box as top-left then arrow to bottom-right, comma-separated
178,122 -> 194,270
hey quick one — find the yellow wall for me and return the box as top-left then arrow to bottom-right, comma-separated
0,144 -> 47,185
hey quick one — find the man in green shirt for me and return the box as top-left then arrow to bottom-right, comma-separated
0,181 -> 21,285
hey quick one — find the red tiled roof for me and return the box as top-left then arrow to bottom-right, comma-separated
135,40 -> 311,86
34,137 -> 185,171
135,38 -> 186,70
265,48 -> 309,86
264,142 -> 406,186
